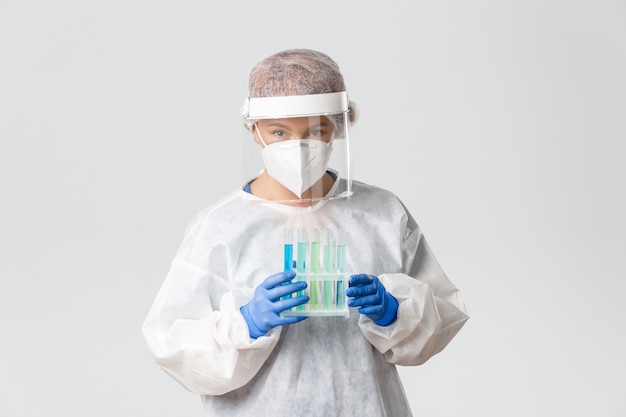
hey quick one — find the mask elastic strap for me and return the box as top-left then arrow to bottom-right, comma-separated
254,124 -> 269,148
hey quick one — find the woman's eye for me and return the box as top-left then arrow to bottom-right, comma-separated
272,130 -> 287,137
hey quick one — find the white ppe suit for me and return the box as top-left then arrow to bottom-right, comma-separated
142,179 -> 469,417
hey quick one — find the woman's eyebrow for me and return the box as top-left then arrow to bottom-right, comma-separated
266,122 -> 291,129
309,121 -> 332,129
264,120 -> 330,130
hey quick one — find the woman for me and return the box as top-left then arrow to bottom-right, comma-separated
143,48 -> 469,416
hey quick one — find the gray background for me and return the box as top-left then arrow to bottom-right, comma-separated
1,0 -> 625,416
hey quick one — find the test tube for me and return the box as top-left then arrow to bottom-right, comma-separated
283,228 -> 294,300
297,228 -> 308,274
336,228 -> 346,308
323,228 -> 335,310
309,227 -> 321,310
284,228 -> 294,271
296,228 -> 308,310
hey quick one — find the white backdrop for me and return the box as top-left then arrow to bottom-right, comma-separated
1,1 -> 625,416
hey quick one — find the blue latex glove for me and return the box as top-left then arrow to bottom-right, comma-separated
346,274 -> 398,326
240,271 -> 309,339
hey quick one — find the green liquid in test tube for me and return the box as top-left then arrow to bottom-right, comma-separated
323,228 -> 335,310
336,228 -> 346,308
296,228 -> 307,311
309,228 -> 321,310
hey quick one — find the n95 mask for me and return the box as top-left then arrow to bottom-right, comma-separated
261,139 -> 333,198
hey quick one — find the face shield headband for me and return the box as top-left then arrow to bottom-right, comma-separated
243,91 -> 347,122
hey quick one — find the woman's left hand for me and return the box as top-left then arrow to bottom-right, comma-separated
346,274 -> 398,326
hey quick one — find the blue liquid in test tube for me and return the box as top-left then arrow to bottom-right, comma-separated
283,228 -> 293,299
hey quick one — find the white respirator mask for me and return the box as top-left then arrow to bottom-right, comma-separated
257,128 -> 333,198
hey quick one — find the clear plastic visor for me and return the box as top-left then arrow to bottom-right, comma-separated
241,111 -> 351,205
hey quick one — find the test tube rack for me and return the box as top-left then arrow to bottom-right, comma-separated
282,227 -> 349,317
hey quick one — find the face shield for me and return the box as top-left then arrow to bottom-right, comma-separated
241,92 -> 354,205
